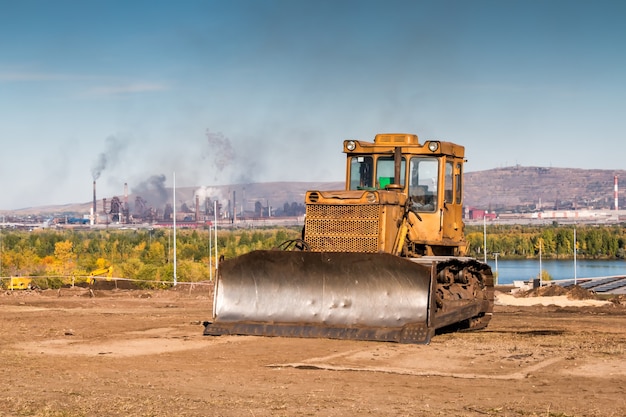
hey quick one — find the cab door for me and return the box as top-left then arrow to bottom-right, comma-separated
441,159 -> 464,243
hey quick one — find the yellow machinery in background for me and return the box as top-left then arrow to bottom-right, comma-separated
4,277 -> 35,290
87,266 -> 114,285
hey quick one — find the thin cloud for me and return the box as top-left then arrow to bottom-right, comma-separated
86,83 -> 169,97
0,70 -> 75,81
0,67 -> 112,84
0,67 -> 168,96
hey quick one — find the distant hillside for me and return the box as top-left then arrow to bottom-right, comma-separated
465,166 -> 626,211
1,182 -> 345,217
3,167 -> 625,217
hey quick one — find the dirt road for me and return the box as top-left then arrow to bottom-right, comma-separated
1,286 -> 625,417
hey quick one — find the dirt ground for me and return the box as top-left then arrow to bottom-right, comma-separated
1,285 -> 625,417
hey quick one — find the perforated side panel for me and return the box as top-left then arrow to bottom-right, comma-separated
305,204 -> 380,252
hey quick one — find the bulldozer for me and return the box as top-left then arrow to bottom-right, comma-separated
204,133 -> 493,344
4,277 -> 36,290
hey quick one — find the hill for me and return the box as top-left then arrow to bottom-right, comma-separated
464,166 -> 625,211
2,167 -> 625,217
0,181 -> 344,218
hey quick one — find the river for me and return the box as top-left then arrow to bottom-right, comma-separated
484,258 -> 626,285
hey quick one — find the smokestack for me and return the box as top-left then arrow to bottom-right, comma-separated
123,182 -> 129,224
195,194 -> 200,222
233,191 -> 237,223
615,176 -> 619,211
93,180 -> 97,223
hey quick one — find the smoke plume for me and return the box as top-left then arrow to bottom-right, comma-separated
206,129 -> 235,173
131,174 -> 170,208
194,186 -> 228,205
91,135 -> 126,180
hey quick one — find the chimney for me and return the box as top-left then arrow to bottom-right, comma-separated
123,182 -> 129,224
195,194 -> 200,222
615,176 -> 619,211
233,190 -> 237,223
93,180 -> 97,224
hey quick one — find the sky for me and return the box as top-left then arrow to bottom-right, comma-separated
1,0 -> 625,210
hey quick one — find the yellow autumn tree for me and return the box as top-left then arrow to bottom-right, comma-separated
54,240 -> 76,277
95,257 -> 108,270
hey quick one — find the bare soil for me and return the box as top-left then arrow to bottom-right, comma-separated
1,285 -> 625,417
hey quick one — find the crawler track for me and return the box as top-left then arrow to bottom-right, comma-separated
433,258 -> 494,332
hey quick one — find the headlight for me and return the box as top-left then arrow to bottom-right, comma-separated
427,141 -> 439,152
365,192 -> 377,203
346,140 -> 356,151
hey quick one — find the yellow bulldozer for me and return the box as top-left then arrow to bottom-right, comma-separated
204,133 -> 493,344
4,277 -> 36,290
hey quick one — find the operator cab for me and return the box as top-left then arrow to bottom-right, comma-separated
344,133 -> 464,214
348,157 -> 441,214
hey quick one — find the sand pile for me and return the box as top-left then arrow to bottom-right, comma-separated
521,284 -> 596,300
495,284 -> 611,307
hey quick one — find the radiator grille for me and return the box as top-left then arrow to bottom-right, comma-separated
305,204 -> 380,252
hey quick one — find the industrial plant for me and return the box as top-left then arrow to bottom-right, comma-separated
1,166 -> 625,229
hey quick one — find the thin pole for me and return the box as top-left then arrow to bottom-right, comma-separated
211,201 -> 219,319
483,215 -> 487,264
209,226 -> 212,281
539,238 -> 542,286
173,172 -> 177,286
574,226 -> 577,285
214,200 -> 218,274
493,252 -> 499,286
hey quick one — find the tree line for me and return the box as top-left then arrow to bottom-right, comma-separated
465,223 -> 626,260
1,223 -> 623,288
0,227 -> 301,288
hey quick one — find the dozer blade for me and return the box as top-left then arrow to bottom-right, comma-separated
204,251 -> 435,344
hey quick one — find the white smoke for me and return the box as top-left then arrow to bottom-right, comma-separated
194,186 -> 228,205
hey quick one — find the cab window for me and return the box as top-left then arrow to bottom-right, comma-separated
455,163 -> 462,204
376,156 -> 405,189
409,157 -> 438,212
349,156 -> 374,190
444,161 -> 453,203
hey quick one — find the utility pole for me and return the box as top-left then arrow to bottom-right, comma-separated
574,226 -> 577,285
173,172 -> 177,287
214,200 -> 218,275
493,252 -> 500,285
539,238 -> 543,286
483,215 -> 487,264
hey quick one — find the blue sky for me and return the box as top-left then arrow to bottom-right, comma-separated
1,0 -> 625,210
